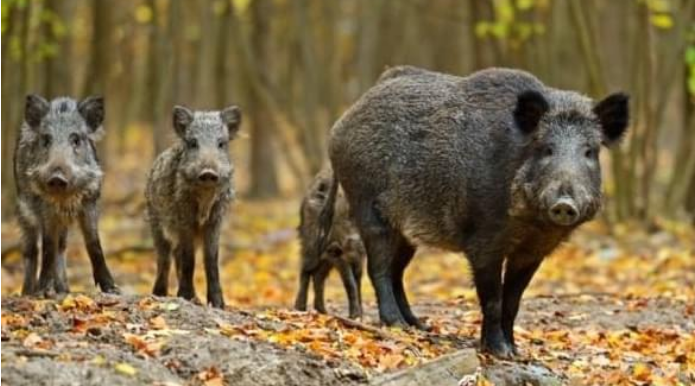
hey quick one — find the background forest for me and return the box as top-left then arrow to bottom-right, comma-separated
1,0 -> 695,222
2,1 -> 695,385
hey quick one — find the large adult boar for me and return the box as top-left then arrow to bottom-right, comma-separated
147,105 -> 241,308
321,66 -> 629,357
14,95 -> 119,296
294,167 -> 365,319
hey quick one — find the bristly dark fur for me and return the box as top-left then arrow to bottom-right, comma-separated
294,166 -> 365,319
14,94 -> 118,296
324,66 -> 629,357
146,105 -> 241,308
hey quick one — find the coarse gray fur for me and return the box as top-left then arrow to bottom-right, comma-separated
294,166 -> 365,319
146,105 -> 241,308
14,94 -> 118,296
323,66 -> 629,357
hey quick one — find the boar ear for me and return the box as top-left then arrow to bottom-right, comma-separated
514,90 -> 549,134
173,105 -> 194,137
220,105 -> 242,138
78,96 -> 105,133
25,94 -> 50,128
594,92 -> 629,146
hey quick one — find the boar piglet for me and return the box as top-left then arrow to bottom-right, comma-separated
322,66 -> 629,357
146,105 -> 241,308
14,94 -> 118,296
294,167 -> 365,319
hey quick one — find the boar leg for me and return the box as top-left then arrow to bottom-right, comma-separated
469,244 -> 512,358
79,206 -> 119,293
294,267 -> 313,311
151,224 -> 172,296
54,229 -> 70,294
392,241 -> 427,329
312,263 -> 331,314
20,225 -> 39,296
203,219 -> 225,308
352,259 -> 363,311
501,256 -> 542,354
36,228 -> 62,297
335,259 -> 361,319
174,236 -> 196,301
356,204 -> 408,326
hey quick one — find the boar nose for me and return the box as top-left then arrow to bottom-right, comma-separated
198,169 -> 219,184
47,174 -> 69,191
549,198 -> 579,226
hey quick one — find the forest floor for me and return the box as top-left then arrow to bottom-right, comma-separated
2,199 -> 695,385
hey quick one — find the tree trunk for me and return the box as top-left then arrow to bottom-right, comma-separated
43,0 -> 75,97
145,0 -> 167,156
247,0 -> 279,198
214,1 -> 233,108
1,3 -> 28,217
82,0 -> 114,166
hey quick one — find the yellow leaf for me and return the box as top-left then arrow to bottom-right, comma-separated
632,363 -> 651,381
379,353 -> 405,370
149,315 -> 168,330
114,362 -> 137,376
134,5 -> 152,24
232,0 -> 252,14
650,14 -> 673,29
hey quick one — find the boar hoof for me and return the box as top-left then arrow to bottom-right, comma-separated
208,294 -> 225,309
101,284 -> 121,294
482,339 -> 515,359
54,281 -> 70,294
410,320 -> 431,332
36,284 -> 57,299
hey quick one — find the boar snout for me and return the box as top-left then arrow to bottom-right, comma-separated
197,168 -> 219,185
47,172 -> 69,191
548,197 -> 579,226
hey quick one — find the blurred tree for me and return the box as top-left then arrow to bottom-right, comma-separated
0,0 -> 694,222
247,0 -> 279,198
42,0 -> 74,97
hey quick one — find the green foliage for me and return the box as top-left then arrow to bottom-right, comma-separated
474,0 -> 548,49
686,26 -> 695,97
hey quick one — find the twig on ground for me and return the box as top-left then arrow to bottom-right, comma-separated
332,315 -> 423,356
12,349 -> 61,358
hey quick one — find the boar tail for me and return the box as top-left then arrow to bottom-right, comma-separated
316,170 -> 339,256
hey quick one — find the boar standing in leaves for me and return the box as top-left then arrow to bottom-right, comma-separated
294,167 -> 365,319
146,105 -> 241,308
14,95 -> 119,296
321,66 -> 629,357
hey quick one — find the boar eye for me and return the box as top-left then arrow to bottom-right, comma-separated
41,134 -> 52,148
585,147 -> 597,159
217,139 -> 227,149
187,138 -> 198,149
541,145 -> 553,158
70,133 -> 82,148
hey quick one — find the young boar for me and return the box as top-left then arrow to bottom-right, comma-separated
146,105 -> 241,308
294,167 -> 365,319
321,66 -> 629,357
14,95 -> 119,296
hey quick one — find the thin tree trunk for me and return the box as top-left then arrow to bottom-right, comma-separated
247,0 -> 279,198
145,0 -> 167,156
43,0 -> 75,97
82,0 -> 114,166
1,3 -> 27,216
214,1 -> 233,108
